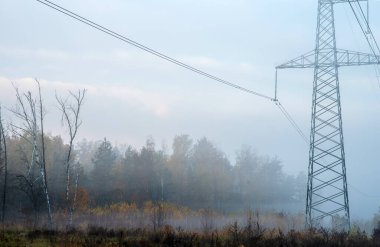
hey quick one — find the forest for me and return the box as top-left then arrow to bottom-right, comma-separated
0,82 -> 380,246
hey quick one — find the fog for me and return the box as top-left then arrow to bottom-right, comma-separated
0,0 -> 380,233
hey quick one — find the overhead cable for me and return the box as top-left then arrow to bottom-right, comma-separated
352,1 -> 380,88
275,101 -> 309,143
37,0 -> 312,145
348,1 -> 380,62
348,183 -> 380,198
353,1 -> 380,55
35,0 -> 274,101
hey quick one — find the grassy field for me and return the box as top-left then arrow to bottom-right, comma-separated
0,225 -> 379,247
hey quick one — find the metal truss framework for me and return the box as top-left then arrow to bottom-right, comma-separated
277,49 -> 380,69
277,0 -> 379,229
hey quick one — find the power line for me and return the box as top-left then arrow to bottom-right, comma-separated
275,101 -> 309,143
348,1 -> 380,94
348,1 -> 380,62
36,0 -> 311,150
351,2 -> 380,89
277,103 -> 380,199
354,1 -> 380,55
36,0 -> 380,212
353,1 -> 380,89
35,0 -> 326,156
348,183 -> 380,198
273,1 -> 380,144
273,70 -> 309,143
343,3 -> 380,89
35,0 -> 274,101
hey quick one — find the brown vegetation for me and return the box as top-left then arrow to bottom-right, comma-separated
0,223 -> 379,247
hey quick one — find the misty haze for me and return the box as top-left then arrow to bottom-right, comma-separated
1,0 -> 380,246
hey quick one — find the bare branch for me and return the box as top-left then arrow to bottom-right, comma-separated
56,88 -> 86,226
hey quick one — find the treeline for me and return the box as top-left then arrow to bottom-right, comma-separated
4,134 -> 306,221
0,81 -> 308,229
77,136 -> 307,210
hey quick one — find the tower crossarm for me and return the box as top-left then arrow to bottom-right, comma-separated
276,49 -> 380,69
336,49 -> 380,67
276,50 -> 315,69
324,0 -> 367,4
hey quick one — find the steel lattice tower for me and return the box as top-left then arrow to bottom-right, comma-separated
276,0 -> 380,229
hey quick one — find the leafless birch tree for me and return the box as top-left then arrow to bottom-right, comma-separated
10,81 -> 52,228
56,89 -> 86,226
0,106 -> 8,225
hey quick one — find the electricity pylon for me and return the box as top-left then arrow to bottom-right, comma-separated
276,0 -> 380,229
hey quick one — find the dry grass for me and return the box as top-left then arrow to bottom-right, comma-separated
0,223 -> 379,247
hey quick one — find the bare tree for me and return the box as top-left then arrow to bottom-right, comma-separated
150,202 -> 167,231
56,89 -> 86,226
0,106 -> 8,225
10,81 -> 53,228
36,80 -> 52,228
71,161 -> 82,222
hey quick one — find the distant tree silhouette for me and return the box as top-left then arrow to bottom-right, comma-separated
91,138 -> 116,203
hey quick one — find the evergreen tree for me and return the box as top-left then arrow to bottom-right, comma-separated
91,138 -> 116,198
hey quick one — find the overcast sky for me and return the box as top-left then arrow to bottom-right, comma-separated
1,0 -> 380,219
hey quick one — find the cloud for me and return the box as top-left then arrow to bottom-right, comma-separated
92,84 -> 179,117
180,56 -> 223,68
0,46 -> 70,61
0,77 -> 178,117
